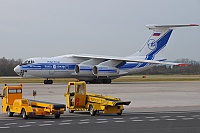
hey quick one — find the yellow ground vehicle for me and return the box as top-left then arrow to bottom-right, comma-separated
0,84 -> 65,119
64,81 -> 131,116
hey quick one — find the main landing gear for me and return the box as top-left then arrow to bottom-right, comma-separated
44,79 -> 53,84
86,79 -> 112,84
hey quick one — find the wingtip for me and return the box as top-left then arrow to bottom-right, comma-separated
190,24 -> 199,26
178,64 -> 189,67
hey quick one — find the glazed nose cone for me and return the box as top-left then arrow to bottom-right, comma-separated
14,65 -> 21,75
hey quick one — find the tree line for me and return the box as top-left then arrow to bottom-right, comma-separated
0,57 -> 199,76
0,57 -> 22,76
138,58 -> 200,75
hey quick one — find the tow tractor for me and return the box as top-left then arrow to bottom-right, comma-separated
64,81 -> 131,116
0,84 -> 65,119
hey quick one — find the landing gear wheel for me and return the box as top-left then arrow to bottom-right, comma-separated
103,79 -> 112,84
69,110 -> 74,113
54,113 -> 60,118
117,110 -> 122,115
22,109 -> 28,119
89,105 -> 96,116
7,107 -> 13,117
44,79 -> 53,84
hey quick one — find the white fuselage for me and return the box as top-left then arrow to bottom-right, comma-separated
14,55 -> 154,80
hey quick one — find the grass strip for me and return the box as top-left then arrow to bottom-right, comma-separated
0,75 -> 200,84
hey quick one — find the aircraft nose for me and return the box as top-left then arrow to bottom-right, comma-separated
14,65 -> 21,75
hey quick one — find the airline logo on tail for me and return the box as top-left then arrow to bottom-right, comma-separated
147,39 -> 157,50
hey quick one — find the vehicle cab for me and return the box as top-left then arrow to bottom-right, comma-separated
1,84 -> 23,113
64,81 -> 87,112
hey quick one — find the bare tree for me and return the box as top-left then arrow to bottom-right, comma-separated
138,58 -> 200,75
0,57 -> 22,76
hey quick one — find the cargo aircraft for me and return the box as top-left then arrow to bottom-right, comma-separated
14,24 -> 198,84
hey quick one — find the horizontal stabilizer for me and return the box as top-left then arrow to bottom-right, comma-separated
146,24 -> 199,30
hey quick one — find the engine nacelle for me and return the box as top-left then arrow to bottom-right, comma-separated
92,65 -> 120,76
74,64 -> 93,76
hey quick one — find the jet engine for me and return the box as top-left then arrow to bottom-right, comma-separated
92,65 -> 120,76
74,64 -> 93,76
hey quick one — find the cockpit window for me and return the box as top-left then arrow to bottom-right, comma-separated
21,60 -> 35,65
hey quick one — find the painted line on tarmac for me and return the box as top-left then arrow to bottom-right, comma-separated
113,118 -> 123,120
182,118 -> 194,120
61,115 -> 88,118
18,125 -> 31,128
39,124 -> 52,126
149,119 -> 160,121
192,115 -> 200,117
114,121 -> 126,123
96,121 -> 108,124
44,121 -> 55,123
96,119 -> 107,121
62,120 -> 73,122
0,126 -> 10,129
176,116 -> 186,118
0,119 -> 15,121
129,117 -> 139,119
166,119 -> 176,121
5,123 -> 17,125
25,122 -> 36,124
78,122 -> 90,124
128,111 -> 200,116
160,116 -> 171,118
132,119 -> 144,122
58,123 -> 71,125
145,117 -> 155,119
80,119 -> 90,122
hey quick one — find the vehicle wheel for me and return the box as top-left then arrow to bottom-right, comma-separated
117,110 -> 122,115
89,105 -> 96,116
54,113 -> 60,118
69,109 -> 74,113
22,109 -> 28,119
7,107 -> 14,117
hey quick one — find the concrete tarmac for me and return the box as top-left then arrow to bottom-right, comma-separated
0,81 -> 200,114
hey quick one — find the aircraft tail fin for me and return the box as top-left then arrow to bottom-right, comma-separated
129,24 -> 199,60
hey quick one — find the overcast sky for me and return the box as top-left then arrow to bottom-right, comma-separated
0,0 -> 199,61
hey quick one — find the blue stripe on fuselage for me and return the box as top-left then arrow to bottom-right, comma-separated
20,62 -> 151,71
21,63 -> 76,70
20,59 -> 166,72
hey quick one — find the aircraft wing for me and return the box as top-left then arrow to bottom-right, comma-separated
70,54 -> 187,66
